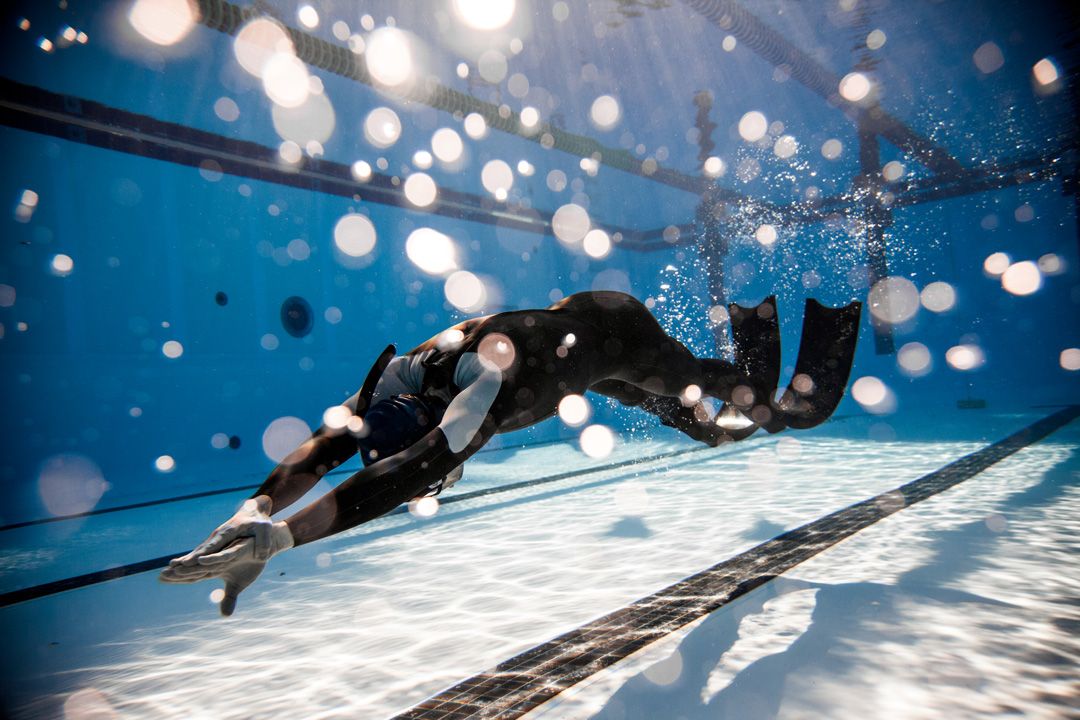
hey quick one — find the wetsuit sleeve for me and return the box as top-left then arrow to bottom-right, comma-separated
251,345 -> 396,514
283,355 -> 504,545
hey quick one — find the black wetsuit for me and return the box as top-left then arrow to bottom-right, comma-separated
253,291 -> 859,546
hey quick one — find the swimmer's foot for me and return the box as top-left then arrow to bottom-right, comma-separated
768,298 -> 862,430
709,295 -> 783,438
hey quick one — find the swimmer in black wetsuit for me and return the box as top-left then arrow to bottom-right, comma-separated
161,291 -> 860,615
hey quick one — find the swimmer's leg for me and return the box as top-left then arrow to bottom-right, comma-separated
589,379 -> 730,447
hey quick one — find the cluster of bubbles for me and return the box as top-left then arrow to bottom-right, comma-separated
983,249 -> 1064,297
20,15 -> 89,53
867,276 -> 958,326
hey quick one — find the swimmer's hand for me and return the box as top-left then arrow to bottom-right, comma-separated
170,495 -> 277,567
159,520 -> 294,616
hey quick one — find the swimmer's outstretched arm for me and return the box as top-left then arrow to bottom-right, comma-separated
285,363 -> 503,544
249,344 -> 400,514
162,360 -> 503,614
249,401 -> 364,514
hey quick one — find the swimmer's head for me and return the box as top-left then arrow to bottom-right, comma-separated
356,394 -> 448,465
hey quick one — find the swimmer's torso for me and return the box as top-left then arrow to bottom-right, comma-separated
378,291 -> 649,434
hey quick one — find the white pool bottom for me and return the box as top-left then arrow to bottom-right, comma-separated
2,411 -> 1076,719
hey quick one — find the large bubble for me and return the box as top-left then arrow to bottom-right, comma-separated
365,28 -> 414,87
406,228 -> 458,275
234,18 -> 293,77
552,203 -> 590,246
272,91 -> 335,145
364,107 -> 402,148
262,416 -> 312,463
334,214 -> 377,257
129,0 -> 196,46
38,454 -> 109,516
868,276 -> 920,324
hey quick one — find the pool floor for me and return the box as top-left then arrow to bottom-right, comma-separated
2,409 -> 1077,719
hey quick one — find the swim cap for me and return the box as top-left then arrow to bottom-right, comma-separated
357,394 -> 448,465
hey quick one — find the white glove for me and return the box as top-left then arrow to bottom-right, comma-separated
160,519 -> 294,616
169,495 -> 278,568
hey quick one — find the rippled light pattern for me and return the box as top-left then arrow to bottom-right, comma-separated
406,228 -> 458,275
333,214 -> 377,257
129,0 -> 196,46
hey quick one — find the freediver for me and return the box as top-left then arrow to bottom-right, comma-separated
160,290 -> 861,615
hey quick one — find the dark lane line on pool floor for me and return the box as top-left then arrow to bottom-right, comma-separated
391,405 -> 1080,720
0,443 -> 727,608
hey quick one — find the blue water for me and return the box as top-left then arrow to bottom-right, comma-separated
0,1 -> 1078,716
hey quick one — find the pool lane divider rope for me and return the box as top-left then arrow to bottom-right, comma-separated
0,442 -> 721,608
392,405 -> 1080,720
0,77 -> 653,245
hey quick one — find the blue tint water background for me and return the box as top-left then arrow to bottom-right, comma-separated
1,0 -> 1077,526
